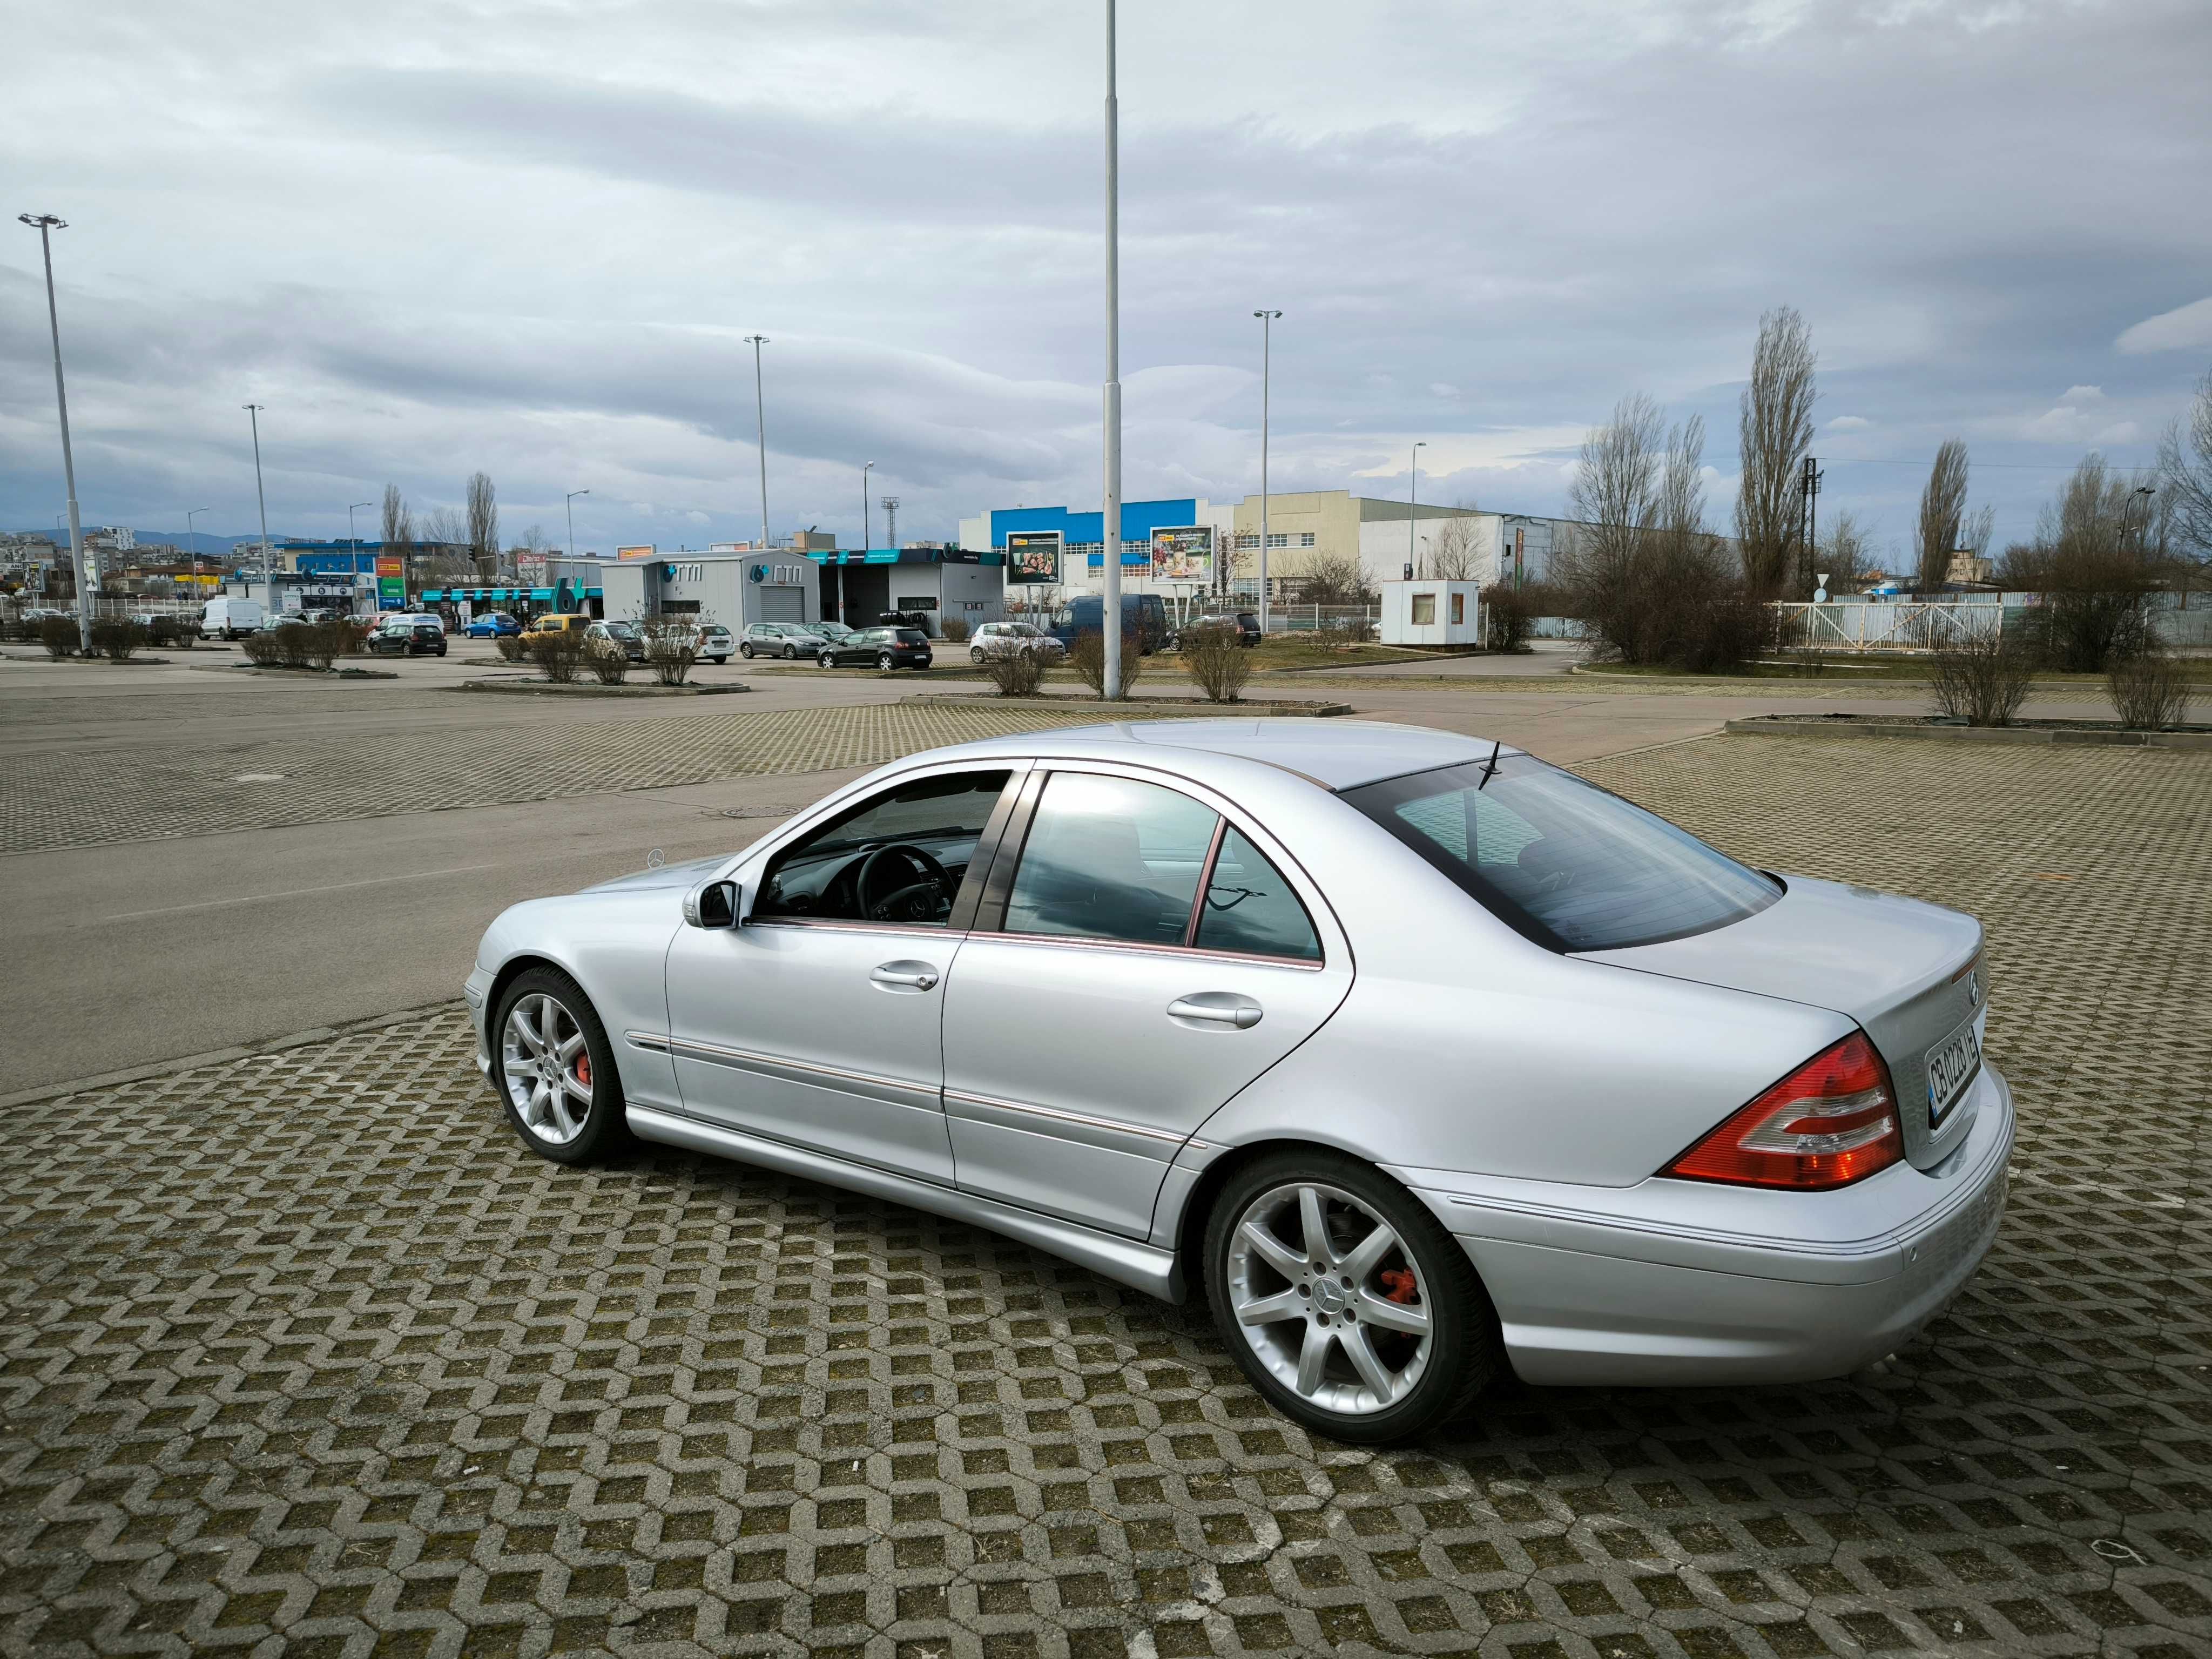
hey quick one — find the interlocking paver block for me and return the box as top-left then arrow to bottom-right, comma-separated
4,734 -> 2209,1659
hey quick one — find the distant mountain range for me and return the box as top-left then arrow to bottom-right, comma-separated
4,528 -> 299,551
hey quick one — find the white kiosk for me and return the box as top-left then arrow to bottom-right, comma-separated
1380,579 -> 1481,646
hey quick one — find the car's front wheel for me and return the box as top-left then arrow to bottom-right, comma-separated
491,968 -> 630,1166
1204,1149 -> 1499,1443
782,644 -> 799,659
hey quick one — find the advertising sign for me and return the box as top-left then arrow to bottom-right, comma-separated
375,554 -> 404,604
516,554 -> 549,588
616,544 -> 658,561
1004,531 -> 1062,585
1149,525 -> 1213,584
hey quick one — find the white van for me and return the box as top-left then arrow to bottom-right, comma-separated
201,597 -> 266,640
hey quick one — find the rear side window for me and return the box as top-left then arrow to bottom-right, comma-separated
1346,756 -> 1779,952
1194,828 -> 1320,960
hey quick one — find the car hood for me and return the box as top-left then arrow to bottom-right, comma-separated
582,854 -> 724,894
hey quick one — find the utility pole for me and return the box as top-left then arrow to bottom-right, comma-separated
1408,441 -> 1427,578
1797,456 -> 1822,596
186,507 -> 210,584
862,462 -> 875,550
18,213 -> 91,651
1253,310 -> 1280,631
1100,0 -> 1123,699
347,500 -> 372,610
244,404 -> 274,613
566,489 -> 590,563
745,336 -> 771,549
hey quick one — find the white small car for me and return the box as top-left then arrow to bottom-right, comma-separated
969,621 -> 1067,664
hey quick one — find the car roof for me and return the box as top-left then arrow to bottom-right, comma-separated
917,718 -> 1520,792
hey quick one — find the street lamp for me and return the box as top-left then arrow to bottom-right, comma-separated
862,462 -> 874,550
18,212 -> 91,651
1408,441 -> 1427,578
745,335 -> 771,550
242,405 -> 274,611
346,501 -> 373,610
565,489 -> 590,562
1253,309 -> 1282,632
1101,0 -> 1123,699
185,507 -> 210,577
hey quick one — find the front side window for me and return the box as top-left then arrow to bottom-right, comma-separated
1346,756 -> 1779,952
754,770 -> 1013,926
1005,774 -> 1218,946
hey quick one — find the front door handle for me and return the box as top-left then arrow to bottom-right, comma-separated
1168,993 -> 1263,1030
870,960 -> 940,992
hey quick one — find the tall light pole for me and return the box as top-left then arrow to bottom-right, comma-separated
243,405 -> 274,611
745,335 -> 771,549
185,506 -> 211,582
565,489 -> 590,561
19,213 -> 92,651
1408,440 -> 1427,578
1253,309 -> 1281,631
862,462 -> 875,550
881,497 -> 900,552
347,500 -> 372,610
1100,0 -> 1123,699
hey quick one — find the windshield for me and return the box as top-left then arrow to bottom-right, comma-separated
1344,755 -> 1780,952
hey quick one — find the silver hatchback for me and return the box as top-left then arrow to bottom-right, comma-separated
467,721 -> 2011,1441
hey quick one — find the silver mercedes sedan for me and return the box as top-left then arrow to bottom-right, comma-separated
466,720 -> 2012,1443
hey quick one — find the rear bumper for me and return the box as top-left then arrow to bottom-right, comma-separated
1400,1062 -> 2014,1387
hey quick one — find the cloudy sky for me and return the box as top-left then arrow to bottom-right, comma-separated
4,0 -> 2208,565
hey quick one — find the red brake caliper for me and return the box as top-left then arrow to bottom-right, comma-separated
575,1055 -> 591,1088
1379,1267 -> 1419,1304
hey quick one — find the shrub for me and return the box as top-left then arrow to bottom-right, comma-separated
495,636 -> 525,662
1181,623 -> 1251,703
1929,632 -> 2034,727
1069,630 -> 1145,698
980,648 -> 1045,697
526,629 -> 584,683
241,631 -> 285,665
586,645 -> 630,684
38,616 -> 78,658
938,617 -> 970,644
147,616 -> 199,649
90,619 -> 149,662
1482,587 -> 1535,653
635,616 -> 700,686
300,618 -> 363,671
2106,651 -> 2194,730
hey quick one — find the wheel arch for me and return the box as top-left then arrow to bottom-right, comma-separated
1169,1135 -> 1433,1304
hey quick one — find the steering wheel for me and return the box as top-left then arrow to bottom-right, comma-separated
854,842 -> 954,922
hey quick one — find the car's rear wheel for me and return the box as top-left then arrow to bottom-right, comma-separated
878,651 -> 896,672
491,968 -> 630,1166
971,646 -> 986,664
740,643 -> 754,658
1204,1149 -> 1499,1443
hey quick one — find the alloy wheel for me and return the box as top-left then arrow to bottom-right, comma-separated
499,992 -> 594,1145
1225,1181 -> 1433,1415
878,652 -> 895,671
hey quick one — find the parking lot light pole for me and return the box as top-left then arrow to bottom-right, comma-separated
244,404 -> 274,612
19,213 -> 91,652
1408,440 -> 1426,578
565,489 -> 589,563
1253,309 -> 1280,632
185,506 -> 210,576
862,462 -> 874,551
1101,0 -> 1123,700
745,336 -> 770,550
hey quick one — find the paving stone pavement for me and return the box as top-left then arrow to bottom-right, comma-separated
4,736 -> 2209,1659
0,704 -> 1197,855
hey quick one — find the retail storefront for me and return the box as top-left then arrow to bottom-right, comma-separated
807,547 -> 1007,637
596,549 -> 820,631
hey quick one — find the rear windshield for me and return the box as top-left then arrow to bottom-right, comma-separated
1344,755 -> 1779,952
894,630 -> 930,644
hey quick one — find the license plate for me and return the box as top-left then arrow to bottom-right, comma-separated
1925,1018 -> 1981,1128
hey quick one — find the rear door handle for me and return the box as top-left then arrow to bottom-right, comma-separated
1168,993 -> 1263,1030
870,960 -> 940,992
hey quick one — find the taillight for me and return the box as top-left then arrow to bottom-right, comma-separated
1662,1032 -> 1901,1190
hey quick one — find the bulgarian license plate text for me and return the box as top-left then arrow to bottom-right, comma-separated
1926,1019 -> 1980,1127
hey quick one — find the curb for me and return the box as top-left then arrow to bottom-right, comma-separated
454,678 -> 751,696
906,696 -> 1353,717
1724,716 -> 2212,751
2,1000 -> 464,1111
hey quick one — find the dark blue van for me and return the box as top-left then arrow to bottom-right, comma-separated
1047,592 -> 1171,655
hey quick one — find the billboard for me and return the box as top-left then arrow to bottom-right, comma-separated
1149,525 -> 1214,584
616,544 -> 658,561
375,554 -> 404,604
1004,530 -> 1063,585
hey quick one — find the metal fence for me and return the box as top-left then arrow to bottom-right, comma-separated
1772,599 -> 2005,653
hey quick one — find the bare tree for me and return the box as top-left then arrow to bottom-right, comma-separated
2002,454 -> 2160,669
1566,391 -> 1665,577
1297,548 -> 1369,606
420,505 -> 467,547
1816,509 -> 1872,591
466,472 -> 500,582
1915,440 -> 1971,592
2156,362 -> 2212,606
379,484 -> 413,553
1424,510 -> 1481,580
1734,306 -> 1818,597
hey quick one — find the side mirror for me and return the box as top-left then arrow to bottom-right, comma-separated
683,878 -> 740,929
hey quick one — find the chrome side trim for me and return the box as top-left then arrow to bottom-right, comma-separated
626,1104 -> 1184,1301
961,930 -> 1326,973
944,1085 -> 1185,1154
745,918 -> 966,942
625,1029 -> 671,1053
667,1033 -> 939,1109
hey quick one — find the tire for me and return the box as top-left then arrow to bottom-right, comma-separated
1203,1148 -> 1500,1444
437,644 -> 448,657
489,967 -> 630,1166
783,644 -> 799,660
878,652 -> 895,672
971,647 -> 986,664
818,652 -> 834,667
740,643 -> 754,658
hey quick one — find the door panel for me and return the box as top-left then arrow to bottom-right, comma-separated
665,921 -> 958,1184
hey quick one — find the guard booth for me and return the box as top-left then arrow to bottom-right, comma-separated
1379,579 -> 1481,646
807,547 -> 1008,638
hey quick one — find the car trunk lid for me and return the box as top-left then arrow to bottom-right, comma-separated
1581,874 -> 1985,1170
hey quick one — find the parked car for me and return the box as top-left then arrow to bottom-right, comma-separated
1047,592 -> 1171,655
1189,610 -> 1263,647
367,616 -> 449,657
968,621 -> 1067,664
468,720 -> 2011,1442
690,623 -> 736,665
521,613 -> 593,639
739,622 -> 828,660
817,626 -> 933,671
22,607 -> 72,625
584,620 -> 648,662
200,597 -> 265,640
463,611 -> 522,638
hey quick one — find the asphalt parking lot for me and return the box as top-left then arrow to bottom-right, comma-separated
6,734 -> 2208,1659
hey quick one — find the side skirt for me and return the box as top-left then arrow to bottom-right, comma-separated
626,1105 -> 1186,1304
